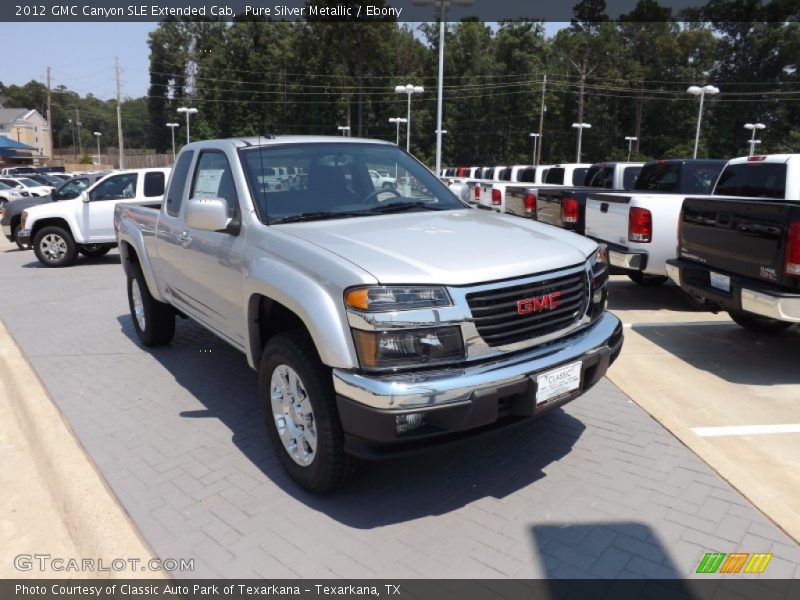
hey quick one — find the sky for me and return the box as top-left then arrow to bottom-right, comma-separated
1,22 -> 566,101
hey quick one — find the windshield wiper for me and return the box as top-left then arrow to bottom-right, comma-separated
269,211 -> 369,224
360,201 -> 445,214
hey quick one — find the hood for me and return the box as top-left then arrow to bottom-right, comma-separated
278,209 -> 596,285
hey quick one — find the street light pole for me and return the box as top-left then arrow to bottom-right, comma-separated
625,136 -> 637,162
529,133 -> 540,166
93,131 -> 101,164
413,0 -> 473,174
572,123 -> 591,163
177,107 -> 198,144
687,85 -> 719,159
743,123 -> 766,156
166,123 -> 179,162
389,117 -> 407,145
394,84 -> 424,153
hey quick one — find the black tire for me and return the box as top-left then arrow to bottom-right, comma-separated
126,263 -> 175,346
728,310 -> 792,334
259,331 -> 357,493
12,222 -> 29,250
381,181 -> 394,190
79,244 -> 112,258
628,272 -> 668,287
32,226 -> 78,267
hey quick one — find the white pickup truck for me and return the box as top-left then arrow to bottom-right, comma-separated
584,159 -> 726,285
479,163 -> 588,215
476,165 -> 554,212
114,136 -> 622,493
18,168 -> 170,267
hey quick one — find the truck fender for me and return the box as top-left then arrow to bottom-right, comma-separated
116,221 -> 166,303
29,212 -> 84,244
244,258 -> 358,371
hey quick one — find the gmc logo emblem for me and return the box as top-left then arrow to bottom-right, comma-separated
517,291 -> 562,315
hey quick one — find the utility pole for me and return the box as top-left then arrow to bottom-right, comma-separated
75,107 -> 82,155
537,74 -> 546,166
115,56 -> 125,169
46,66 -> 52,161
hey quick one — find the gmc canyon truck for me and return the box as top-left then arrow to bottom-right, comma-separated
114,136 -> 622,493
585,159 -> 726,286
535,162 -> 644,234
667,154 -> 800,333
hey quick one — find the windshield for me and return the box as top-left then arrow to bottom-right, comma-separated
241,142 -> 465,224
16,178 -> 40,187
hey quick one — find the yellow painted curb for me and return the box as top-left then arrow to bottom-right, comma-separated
0,317 -> 164,578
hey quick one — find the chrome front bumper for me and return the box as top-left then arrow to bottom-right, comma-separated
332,312 -> 622,410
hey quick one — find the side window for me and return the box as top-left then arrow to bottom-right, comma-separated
165,151 -> 194,217
143,172 -> 166,198
190,152 -> 240,218
56,178 -> 89,200
89,173 -> 137,201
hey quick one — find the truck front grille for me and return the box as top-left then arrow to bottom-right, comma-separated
466,270 -> 588,347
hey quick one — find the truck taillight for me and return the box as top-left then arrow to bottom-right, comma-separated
524,192 -> 537,214
491,189 -> 501,206
785,222 -> 800,277
561,197 -> 579,224
628,207 -> 652,243
475,186 -> 480,199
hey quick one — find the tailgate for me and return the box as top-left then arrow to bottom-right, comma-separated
536,189 -> 564,226
585,194 -> 630,245
680,196 -> 792,284
505,186 -> 530,217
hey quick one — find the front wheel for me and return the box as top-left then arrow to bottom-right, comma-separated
33,226 -> 77,267
259,331 -> 357,493
79,244 -> 112,258
728,310 -> 792,334
126,264 -> 175,346
628,272 -> 668,287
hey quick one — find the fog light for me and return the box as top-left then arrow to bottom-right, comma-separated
395,413 -> 425,435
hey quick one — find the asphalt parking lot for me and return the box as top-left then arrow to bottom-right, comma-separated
1,239 -> 799,579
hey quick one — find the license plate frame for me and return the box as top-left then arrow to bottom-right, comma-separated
709,271 -> 731,292
536,361 -> 582,405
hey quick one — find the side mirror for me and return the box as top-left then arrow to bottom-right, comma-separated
185,198 -> 231,232
80,190 -> 90,203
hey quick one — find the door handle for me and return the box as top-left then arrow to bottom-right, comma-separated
178,231 -> 192,248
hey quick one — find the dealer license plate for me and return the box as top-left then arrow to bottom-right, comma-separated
536,361 -> 582,405
709,271 -> 730,292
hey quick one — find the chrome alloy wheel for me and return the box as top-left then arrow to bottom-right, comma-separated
270,365 -> 317,466
131,278 -> 146,331
40,233 -> 67,262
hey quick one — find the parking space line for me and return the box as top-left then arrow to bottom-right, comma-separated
622,321 -> 733,328
692,424 -> 800,437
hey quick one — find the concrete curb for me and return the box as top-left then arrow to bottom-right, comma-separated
0,317 -> 164,578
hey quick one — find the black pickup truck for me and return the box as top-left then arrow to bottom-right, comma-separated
536,162 -> 643,234
667,155 -> 800,333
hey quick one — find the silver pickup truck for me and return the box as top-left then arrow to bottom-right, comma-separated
114,136 -> 622,493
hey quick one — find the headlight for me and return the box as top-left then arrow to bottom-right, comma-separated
352,326 -> 465,370
345,286 -> 451,312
